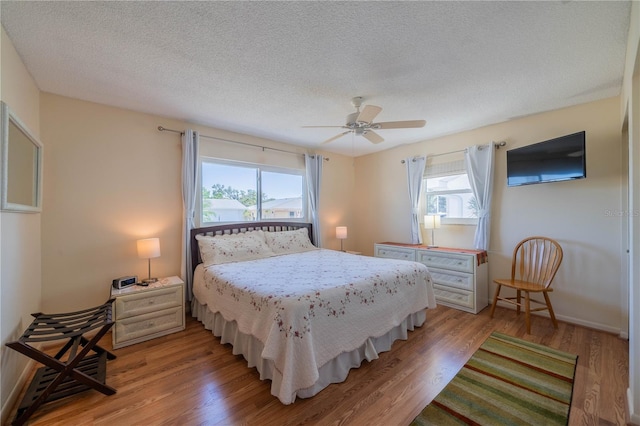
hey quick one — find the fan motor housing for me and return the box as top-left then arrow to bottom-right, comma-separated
345,112 -> 359,127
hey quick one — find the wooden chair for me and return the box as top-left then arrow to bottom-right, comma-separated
490,236 -> 563,334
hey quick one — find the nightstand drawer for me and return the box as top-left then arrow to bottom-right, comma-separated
429,268 -> 474,292
113,306 -> 184,346
115,286 -> 182,320
374,245 -> 416,261
416,251 -> 474,273
433,284 -> 475,310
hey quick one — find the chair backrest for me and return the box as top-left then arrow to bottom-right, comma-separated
511,236 -> 563,288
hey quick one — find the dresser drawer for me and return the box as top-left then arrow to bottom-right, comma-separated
115,285 -> 182,320
433,284 -> 475,311
113,306 -> 184,346
429,268 -> 474,292
416,251 -> 474,273
374,245 -> 416,261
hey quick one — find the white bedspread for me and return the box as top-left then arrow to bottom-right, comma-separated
193,249 -> 436,404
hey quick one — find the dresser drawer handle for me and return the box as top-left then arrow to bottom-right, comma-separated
148,300 -> 155,305
148,321 -> 155,327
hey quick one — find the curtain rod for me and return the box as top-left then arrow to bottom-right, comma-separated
158,126 -> 329,161
400,141 -> 506,163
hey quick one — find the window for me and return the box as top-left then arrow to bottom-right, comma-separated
424,159 -> 477,225
200,159 -> 306,224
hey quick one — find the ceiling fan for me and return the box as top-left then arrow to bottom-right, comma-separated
304,97 -> 426,144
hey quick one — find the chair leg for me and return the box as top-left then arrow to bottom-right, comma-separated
490,284 -> 502,318
543,291 -> 559,329
516,290 -> 521,315
524,292 -> 531,334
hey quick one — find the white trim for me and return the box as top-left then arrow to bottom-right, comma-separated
1,358 -> 36,425
491,302 -> 623,335
442,217 -> 478,226
628,388 -> 640,424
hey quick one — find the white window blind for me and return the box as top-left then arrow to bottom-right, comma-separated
425,159 -> 466,178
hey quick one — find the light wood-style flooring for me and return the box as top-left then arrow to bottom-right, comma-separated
6,305 -> 629,425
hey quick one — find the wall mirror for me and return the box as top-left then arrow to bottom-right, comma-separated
1,101 -> 43,213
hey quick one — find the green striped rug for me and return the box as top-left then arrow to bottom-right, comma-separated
411,332 -> 578,426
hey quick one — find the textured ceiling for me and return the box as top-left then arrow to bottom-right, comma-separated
0,1 -> 632,156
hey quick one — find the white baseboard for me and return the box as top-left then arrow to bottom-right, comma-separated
628,388 -> 640,425
1,358 -> 35,425
553,313 -> 622,335
492,302 -> 623,335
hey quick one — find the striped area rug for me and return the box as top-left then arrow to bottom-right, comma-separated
411,332 -> 578,425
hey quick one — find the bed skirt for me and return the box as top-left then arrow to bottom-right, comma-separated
191,298 -> 426,404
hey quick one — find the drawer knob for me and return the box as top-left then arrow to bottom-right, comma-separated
148,321 -> 155,327
148,300 -> 155,304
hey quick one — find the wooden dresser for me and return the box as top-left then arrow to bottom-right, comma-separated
374,243 -> 488,314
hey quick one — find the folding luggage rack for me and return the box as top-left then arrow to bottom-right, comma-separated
5,300 -> 117,426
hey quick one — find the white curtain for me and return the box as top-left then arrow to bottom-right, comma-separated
405,156 -> 427,244
305,154 -> 323,247
464,144 -> 495,250
181,129 -> 199,301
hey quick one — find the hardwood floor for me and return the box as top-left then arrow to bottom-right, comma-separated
6,305 -> 629,426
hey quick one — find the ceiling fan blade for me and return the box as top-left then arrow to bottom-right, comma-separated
363,130 -> 384,144
321,131 -> 351,144
357,105 -> 382,123
302,125 -> 347,128
375,120 -> 426,129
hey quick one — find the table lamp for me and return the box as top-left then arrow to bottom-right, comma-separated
424,215 -> 441,248
336,226 -> 347,251
137,237 -> 160,284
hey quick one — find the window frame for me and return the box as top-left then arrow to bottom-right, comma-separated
423,169 -> 478,226
198,157 -> 308,226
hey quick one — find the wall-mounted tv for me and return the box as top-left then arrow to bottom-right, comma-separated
506,131 -> 586,187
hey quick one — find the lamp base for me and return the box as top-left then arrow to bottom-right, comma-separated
427,245 -> 439,249
141,278 -> 158,285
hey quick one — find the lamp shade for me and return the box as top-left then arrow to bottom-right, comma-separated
336,226 -> 348,240
137,238 -> 161,259
423,215 -> 441,230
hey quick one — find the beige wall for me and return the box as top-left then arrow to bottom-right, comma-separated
39,93 -> 355,313
353,96 -> 624,334
0,27 -> 42,421
3,9 -> 639,421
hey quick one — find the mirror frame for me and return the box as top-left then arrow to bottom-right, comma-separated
0,101 -> 43,213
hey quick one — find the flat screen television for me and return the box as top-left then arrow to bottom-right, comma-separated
506,131 -> 586,187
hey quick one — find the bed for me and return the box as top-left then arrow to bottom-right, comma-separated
189,222 -> 436,404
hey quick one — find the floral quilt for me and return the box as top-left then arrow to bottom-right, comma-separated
193,248 -> 436,404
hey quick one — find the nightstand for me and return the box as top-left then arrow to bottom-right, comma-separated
110,276 -> 185,349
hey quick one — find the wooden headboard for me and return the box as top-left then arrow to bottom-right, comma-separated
190,222 -> 314,272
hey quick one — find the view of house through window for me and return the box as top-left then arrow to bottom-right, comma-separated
200,160 -> 306,224
425,173 -> 478,222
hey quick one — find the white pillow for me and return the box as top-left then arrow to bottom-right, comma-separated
196,230 -> 275,266
264,228 -> 317,255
